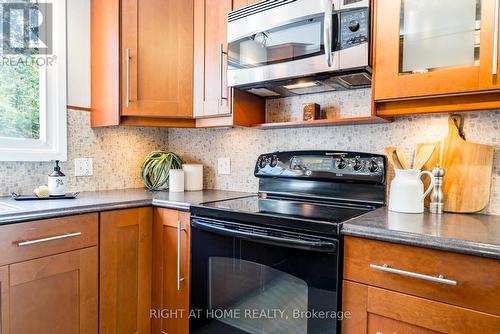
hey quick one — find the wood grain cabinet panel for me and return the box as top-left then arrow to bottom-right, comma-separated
0,213 -> 98,266
373,0 -> 500,115
194,0 -> 233,118
194,0 -> 265,126
373,0 -> 483,100
121,0 -> 194,118
8,247 -> 98,334
344,236 -> 500,316
100,207 -> 153,334
91,0 -> 196,127
0,266 -> 9,334
152,208 -> 191,334
343,281 -> 500,334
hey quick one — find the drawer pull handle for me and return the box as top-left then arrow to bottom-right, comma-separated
370,264 -> 457,286
17,232 -> 82,247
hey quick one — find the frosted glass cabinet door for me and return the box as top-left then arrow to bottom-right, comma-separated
374,0 -> 491,100
400,0 -> 478,74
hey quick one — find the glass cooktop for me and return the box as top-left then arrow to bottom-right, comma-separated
200,195 -> 374,225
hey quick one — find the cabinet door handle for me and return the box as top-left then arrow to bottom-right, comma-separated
370,264 -> 457,286
324,0 -> 334,67
220,43 -> 228,105
126,48 -> 131,107
494,0 -> 499,75
177,221 -> 186,291
17,232 -> 82,247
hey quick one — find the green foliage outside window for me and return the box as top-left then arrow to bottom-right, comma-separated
0,57 -> 40,139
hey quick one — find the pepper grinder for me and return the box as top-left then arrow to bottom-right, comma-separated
429,164 -> 445,214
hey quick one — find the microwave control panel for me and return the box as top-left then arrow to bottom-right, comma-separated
340,8 -> 369,49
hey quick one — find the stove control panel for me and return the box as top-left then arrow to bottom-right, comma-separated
255,151 -> 386,184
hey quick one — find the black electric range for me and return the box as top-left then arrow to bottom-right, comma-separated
190,151 -> 387,334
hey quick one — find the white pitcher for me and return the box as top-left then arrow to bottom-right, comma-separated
389,169 -> 435,214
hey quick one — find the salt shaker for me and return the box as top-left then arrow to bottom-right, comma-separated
429,164 -> 445,214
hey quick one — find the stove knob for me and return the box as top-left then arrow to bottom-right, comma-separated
259,156 -> 268,168
348,20 -> 360,32
270,155 -> 279,167
369,160 -> 379,173
337,158 -> 347,169
353,159 -> 363,171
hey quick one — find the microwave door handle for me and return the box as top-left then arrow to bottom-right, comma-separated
192,219 -> 337,253
324,0 -> 334,67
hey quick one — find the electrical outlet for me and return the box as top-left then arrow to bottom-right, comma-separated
74,158 -> 93,176
217,157 -> 231,175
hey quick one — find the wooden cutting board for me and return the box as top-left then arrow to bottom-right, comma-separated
416,115 -> 494,213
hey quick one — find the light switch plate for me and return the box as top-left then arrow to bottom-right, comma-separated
74,158 -> 93,176
217,158 -> 231,175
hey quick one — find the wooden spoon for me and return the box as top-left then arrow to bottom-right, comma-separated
396,149 -> 410,169
413,144 -> 436,170
384,147 -> 404,169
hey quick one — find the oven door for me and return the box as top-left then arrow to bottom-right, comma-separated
190,217 -> 341,334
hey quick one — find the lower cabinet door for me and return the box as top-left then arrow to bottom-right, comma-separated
8,247 -> 98,334
100,207 -> 153,334
0,266 -> 9,334
152,208 -> 191,334
342,281 -> 500,334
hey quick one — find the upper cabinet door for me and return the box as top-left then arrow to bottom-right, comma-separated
479,0 -> 500,89
194,0 -> 233,118
374,0 -> 486,101
121,0 -> 194,118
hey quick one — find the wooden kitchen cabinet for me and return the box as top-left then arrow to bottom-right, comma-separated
342,237 -> 500,333
152,208 -> 191,334
121,0 -> 194,118
373,0 -> 500,115
8,248 -> 98,334
0,214 -> 99,334
343,281 -> 500,334
91,0 -> 196,127
0,266 -> 9,334
100,207 -> 153,334
193,0 -> 265,126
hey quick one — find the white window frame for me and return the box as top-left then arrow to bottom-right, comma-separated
0,0 -> 67,161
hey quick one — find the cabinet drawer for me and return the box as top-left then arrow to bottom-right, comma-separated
344,237 -> 500,316
343,281 -> 500,334
0,213 -> 98,266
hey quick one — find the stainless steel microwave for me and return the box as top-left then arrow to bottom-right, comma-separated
227,0 -> 371,98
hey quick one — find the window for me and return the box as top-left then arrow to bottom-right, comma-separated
0,0 -> 66,161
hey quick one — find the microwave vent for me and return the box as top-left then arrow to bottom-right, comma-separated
228,0 -> 298,22
247,88 -> 281,97
336,73 -> 372,87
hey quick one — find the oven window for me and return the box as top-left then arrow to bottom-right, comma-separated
228,16 -> 327,69
209,257 -> 308,333
190,225 -> 340,334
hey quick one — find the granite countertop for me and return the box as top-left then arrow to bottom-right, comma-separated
0,188 -> 253,225
341,207 -> 500,260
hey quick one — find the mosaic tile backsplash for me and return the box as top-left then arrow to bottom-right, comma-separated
1,89 -> 499,215
0,109 -> 169,196
169,89 -> 500,215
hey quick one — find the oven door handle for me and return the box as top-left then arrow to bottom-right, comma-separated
192,219 -> 337,253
